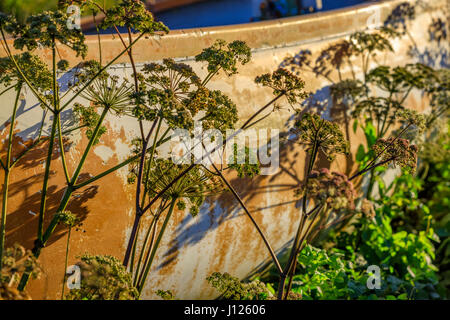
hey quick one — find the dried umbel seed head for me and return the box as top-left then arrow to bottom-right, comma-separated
300,168 -> 357,213
294,113 -> 349,161
65,254 -> 138,300
397,109 -> 426,132
71,60 -> 107,88
142,58 -> 201,91
372,138 -> 418,173
81,75 -> 132,115
255,68 -> 309,106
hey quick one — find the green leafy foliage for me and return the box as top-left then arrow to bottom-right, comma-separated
156,289 -> 176,300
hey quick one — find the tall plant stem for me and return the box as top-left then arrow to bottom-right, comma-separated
137,197 -> 177,296
124,118 -> 162,267
133,214 -> 157,286
0,84 -> 21,270
135,213 -> 160,287
37,39 -> 60,244
61,226 -> 71,300
140,123 -> 167,210
37,114 -> 58,243
18,107 -> 110,291
283,204 -> 324,299
57,115 -> 71,184
207,156 -> 283,275
51,37 -> 71,186
278,139 -> 319,300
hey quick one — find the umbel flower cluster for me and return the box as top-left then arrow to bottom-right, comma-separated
0,52 -> 52,91
302,168 -> 357,213
55,211 -> 79,228
294,112 -> 349,161
0,244 -> 41,300
0,9 -> 87,58
194,39 -> 251,76
134,52 -> 242,132
255,68 -> 309,106
99,0 -> 169,34
140,159 -> 224,217
65,254 -> 138,300
372,137 -> 418,173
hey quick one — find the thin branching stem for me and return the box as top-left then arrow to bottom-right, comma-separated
0,84 -> 22,269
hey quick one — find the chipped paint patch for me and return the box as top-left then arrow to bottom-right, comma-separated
93,145 -> 115,164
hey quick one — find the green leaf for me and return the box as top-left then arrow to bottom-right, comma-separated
353,119 -> 359,133
356,144 -> 366,162
363,121 -> 377,147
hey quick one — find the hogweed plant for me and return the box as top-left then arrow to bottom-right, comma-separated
0,0 -> 446,301
123,49 -> 312,297
0,0 -> 168,292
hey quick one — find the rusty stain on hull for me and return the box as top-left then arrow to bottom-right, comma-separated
0,0 -> 447,299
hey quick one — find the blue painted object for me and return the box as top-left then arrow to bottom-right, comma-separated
155,0 -> 369,30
